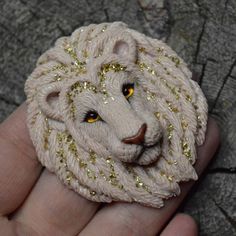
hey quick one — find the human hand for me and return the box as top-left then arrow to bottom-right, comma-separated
0,103 -> 220,236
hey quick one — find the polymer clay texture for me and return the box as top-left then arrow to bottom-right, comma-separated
25,22 -> 208,208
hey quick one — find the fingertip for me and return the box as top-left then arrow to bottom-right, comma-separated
200,116 -> 221,151
160,213 -> 198,236
195,117 -> 221,175
175,213 -> 198,235
208,116 -> 221,147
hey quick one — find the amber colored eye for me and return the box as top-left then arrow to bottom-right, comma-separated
122,83 -> 134,99
84,111 -> 100,123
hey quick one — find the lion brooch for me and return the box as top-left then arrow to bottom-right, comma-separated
25,22 -> 208,208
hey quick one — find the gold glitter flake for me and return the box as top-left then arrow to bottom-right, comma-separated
136,61 -> 182,101
89,149 -> 97,164
181,118 -> 189,130
101,25 -> 107,32
170,56 -> 180,67
97,63 -> 126,104
64,42 -> 87,74
90,190 -> 97,196
30,111 -> 41,125
138,47 -> 147,53
36,64 -> 68,80
43,118 -> 52,150
55,132 -> 99,196
197,114 -> 203,129
82,50 -> 88,59
87,169 -> 97,180
105,157 -> 123,189
160,170 -> 174,182
182,140 -> 192,160
146,90 -> 156,101
66,170 -> 76,184
167,124 -> 174,141
100,63 -> 126,75
163,156 -> 178,165
53,74 -> 62,82
127,167 -> 152,194
67,81 -> 98,119
185,94 -> 192,102
166,101 -> 179,113
136,61 -> 146,71
154,111 -> 161,120
156,47 -> 164,53
156,47 -> 181,67
58,132 -> 97,180
79,159 -> 87,168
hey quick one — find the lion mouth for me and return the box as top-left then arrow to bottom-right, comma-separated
134,141 -> 162,166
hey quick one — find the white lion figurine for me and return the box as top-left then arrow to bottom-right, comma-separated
25,22 -> 208,208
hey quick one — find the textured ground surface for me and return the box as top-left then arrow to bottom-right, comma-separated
0,0 -> 235,235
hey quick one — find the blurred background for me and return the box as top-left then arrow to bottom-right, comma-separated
0,0 -> 235,235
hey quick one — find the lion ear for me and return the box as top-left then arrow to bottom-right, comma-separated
103,32 -> 137,63
37,82 -> 64,121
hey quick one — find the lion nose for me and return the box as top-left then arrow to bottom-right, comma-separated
122,123 -> 147,145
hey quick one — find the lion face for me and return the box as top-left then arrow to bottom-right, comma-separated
25,22 -> 208,208
71,68 -> 162,165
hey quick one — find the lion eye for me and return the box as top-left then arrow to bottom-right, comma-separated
122,83 -> 134,99
84,111 -> 100,123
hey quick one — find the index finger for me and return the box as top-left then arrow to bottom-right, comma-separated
0,103 -> 42,215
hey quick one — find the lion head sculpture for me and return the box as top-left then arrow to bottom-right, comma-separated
25,22 -> 208,208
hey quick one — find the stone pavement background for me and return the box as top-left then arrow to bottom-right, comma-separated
0,0 -> 235,235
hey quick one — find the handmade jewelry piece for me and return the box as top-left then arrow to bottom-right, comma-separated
25,22 -> 208,208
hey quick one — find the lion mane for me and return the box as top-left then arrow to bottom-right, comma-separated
25,22 -> 208,208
